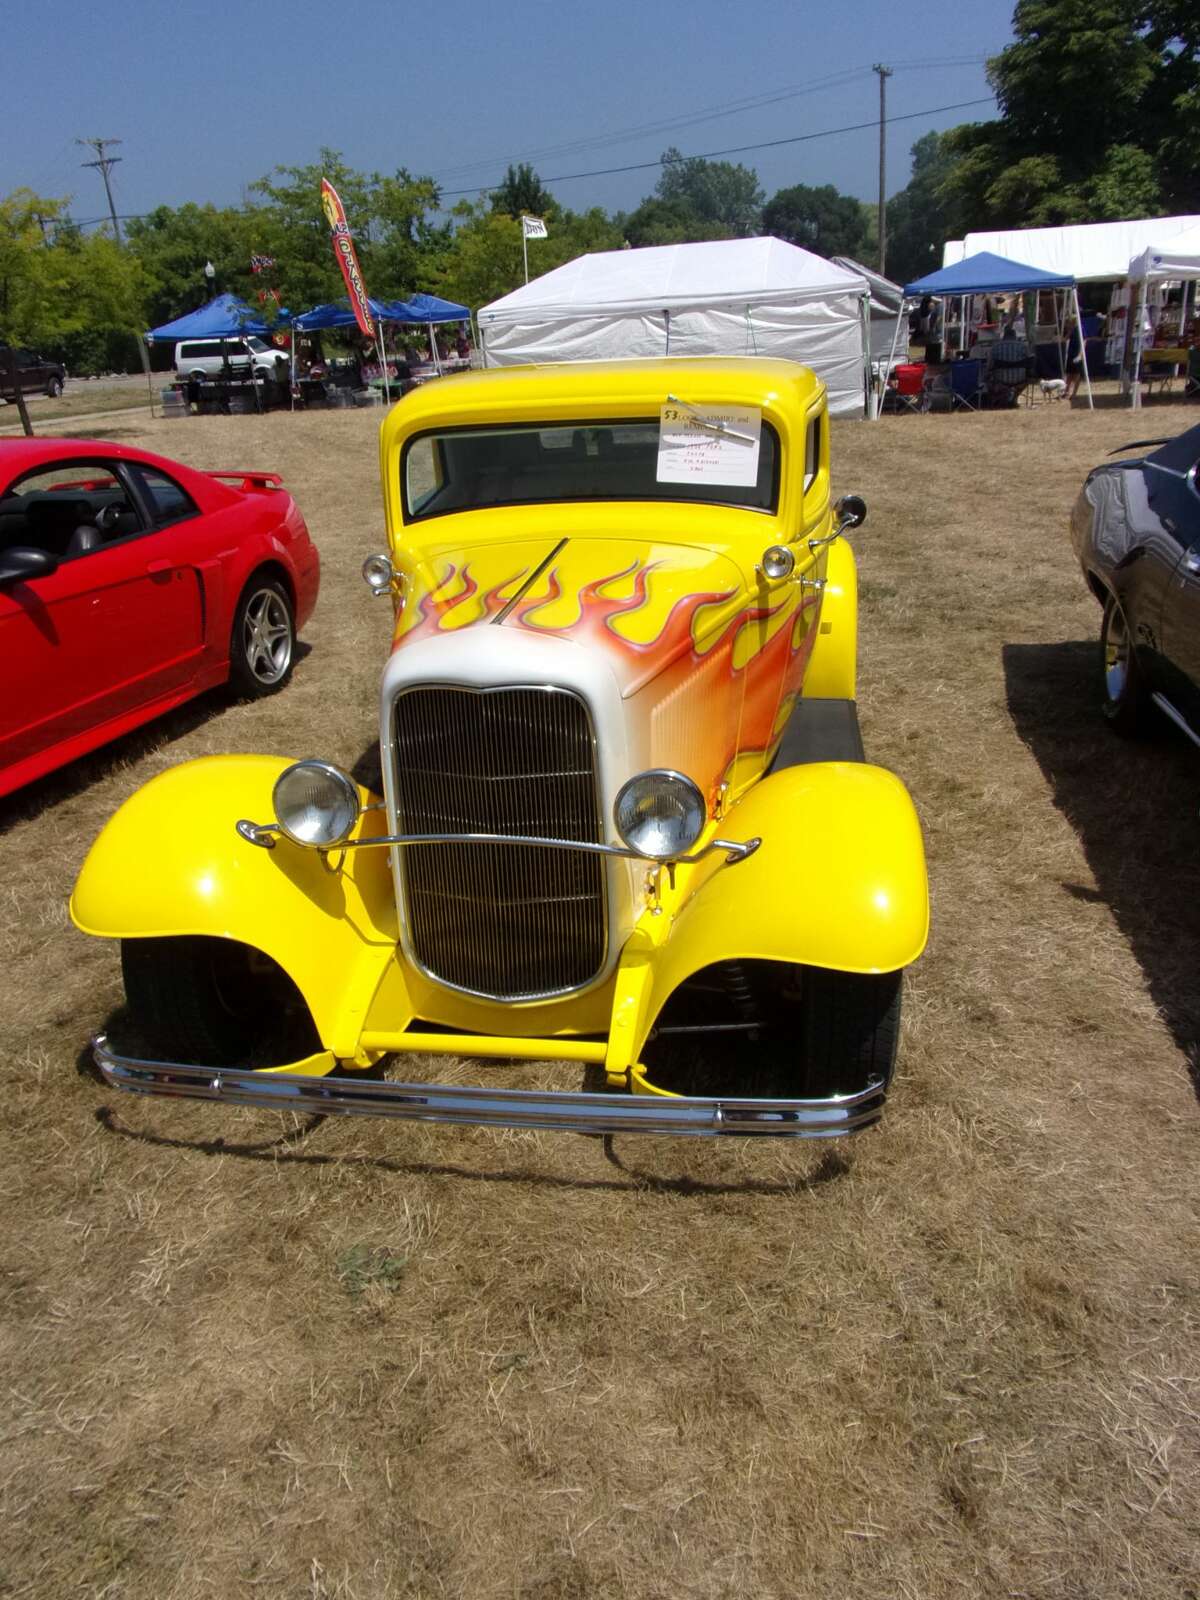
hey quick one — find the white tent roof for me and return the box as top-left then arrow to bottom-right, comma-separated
831,255 -> 903,312
1129,221 -> 1200,282
942,216 -> 1200,282
479,237 -> 868,324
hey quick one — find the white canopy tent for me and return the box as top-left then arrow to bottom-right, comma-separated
943,216 -> 1200,282
1128,220 -> 1200,283
831,255 -> 905,365
1125,222 -> 1200,404
478,237 -> 873,418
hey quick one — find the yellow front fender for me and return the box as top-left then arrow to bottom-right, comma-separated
607,760 -> 928,1071
70,756 -> 405,1058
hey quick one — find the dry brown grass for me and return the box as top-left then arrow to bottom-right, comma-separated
2,392 -> 1199,1599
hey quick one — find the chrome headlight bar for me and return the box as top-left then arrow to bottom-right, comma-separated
239,761 -> 759,866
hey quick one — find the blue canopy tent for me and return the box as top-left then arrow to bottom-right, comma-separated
385,292 -> 469,322
384,293 -> 471,373
902,251 -> 1074,298
145,293 -> 281,343
290,297 -> 409,403
884,250 -> 1091,411
291,296 -> 395,332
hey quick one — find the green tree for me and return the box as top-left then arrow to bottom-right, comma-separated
761,183 -> 866,259
490,163 -> 555,221
125,202 -> 257,327
439,201 -> 622,310
654,147 -> 763,236
614,197 -> 730,248
885,133 -> 955,285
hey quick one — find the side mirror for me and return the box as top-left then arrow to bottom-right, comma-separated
834,493 -> 867,529
809,494 -> 868,554
0,546 -> 59,586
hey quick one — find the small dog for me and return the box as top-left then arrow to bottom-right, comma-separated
1040,378 -> 1068,400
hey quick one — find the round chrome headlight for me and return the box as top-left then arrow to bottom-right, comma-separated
761,544 -> 795,580
272,760 -> 360,848
362,552 -> 396,594
614,770 -> 706,861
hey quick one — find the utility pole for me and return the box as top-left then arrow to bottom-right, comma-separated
873,65 -> 892,276
77,136 -> 156,414
77,138 -> 124,242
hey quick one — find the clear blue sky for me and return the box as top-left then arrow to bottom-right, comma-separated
8,0 -> 1013,229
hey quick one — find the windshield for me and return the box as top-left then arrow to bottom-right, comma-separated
403,420 -> 779,521
248,338 -> 271,353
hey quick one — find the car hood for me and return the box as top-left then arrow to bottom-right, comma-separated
392,535 -> 752,696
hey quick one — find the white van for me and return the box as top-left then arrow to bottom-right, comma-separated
174,337 -> 285,380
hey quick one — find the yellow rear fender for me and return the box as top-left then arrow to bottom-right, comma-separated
69,756 -> 404,1058
609,761 -> 928,1070
802,534 -> 857,700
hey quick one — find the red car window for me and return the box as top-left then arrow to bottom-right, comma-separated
3,462 -> 135,560
128,464 -> 199,528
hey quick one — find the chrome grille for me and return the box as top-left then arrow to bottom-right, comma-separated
391,686 -> 606,999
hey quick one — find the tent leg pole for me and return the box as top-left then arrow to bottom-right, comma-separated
1072,286 -> 1093,411
878,302 -> 904,421
1131,282 -> 1147,408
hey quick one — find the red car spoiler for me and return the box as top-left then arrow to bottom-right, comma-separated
203,470 -> 284,492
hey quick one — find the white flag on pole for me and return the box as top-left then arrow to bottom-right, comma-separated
522,215 -> 548,239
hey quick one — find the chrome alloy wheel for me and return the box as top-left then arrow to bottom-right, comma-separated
1104,601 -> 1130,704
241,587 -> 293,685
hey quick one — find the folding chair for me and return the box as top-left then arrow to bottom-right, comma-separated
986,339 -> 1034,407
949,358 -> 984,411
883,362 -> 927,413
1186,347 -> 1200,401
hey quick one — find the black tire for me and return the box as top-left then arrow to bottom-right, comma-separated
46,375 -> 63,399
121,936 -> 319,1067
1100,593 -> 1150,737
800,966 -> 902,1097
228,574 -> 295,697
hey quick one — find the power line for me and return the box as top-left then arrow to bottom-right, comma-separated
57,91 -> 996,232
431,58 -> 989,184
438,96 -> 996,197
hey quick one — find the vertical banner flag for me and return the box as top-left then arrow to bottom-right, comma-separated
320,178 -> 374,339
522,215 -> 548,239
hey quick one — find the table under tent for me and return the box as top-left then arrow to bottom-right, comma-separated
390,293 -> 471,375
1124,223 -> 1200,405
886,251 -> 1091,415
290,296 -> 402,405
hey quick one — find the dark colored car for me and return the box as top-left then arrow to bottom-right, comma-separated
1070,423 -> 1200,742
0,347 -> 67,401
0,438 -> 320,797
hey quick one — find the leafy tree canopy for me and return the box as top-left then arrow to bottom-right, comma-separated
490,163 -> 556,222
654,147 -> 763,236
761,183 -> 866,260
438,201 -> 622,310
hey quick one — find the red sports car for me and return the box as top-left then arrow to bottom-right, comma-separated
0,439 -> 320,798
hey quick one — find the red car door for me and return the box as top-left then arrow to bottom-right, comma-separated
0,459 -> 205,775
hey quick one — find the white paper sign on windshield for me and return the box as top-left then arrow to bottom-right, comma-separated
656,402 -> 762,488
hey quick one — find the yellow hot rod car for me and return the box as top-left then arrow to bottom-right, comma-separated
73,357 -> 928,1138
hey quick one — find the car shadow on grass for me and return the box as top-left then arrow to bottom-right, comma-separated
78,1027 -> 853,1199
1003,639 -> 1200,1096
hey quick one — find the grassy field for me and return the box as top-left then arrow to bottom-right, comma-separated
2,394 -> 1198,1599
0,381 -> 157,428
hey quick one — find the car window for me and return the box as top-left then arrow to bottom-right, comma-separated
1,462 -> 139,560
403,419 -> 780,520
128,465 -> 198,527
804,414 -> 821,492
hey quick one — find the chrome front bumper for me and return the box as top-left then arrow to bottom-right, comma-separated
92,1036 -> 886,1139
